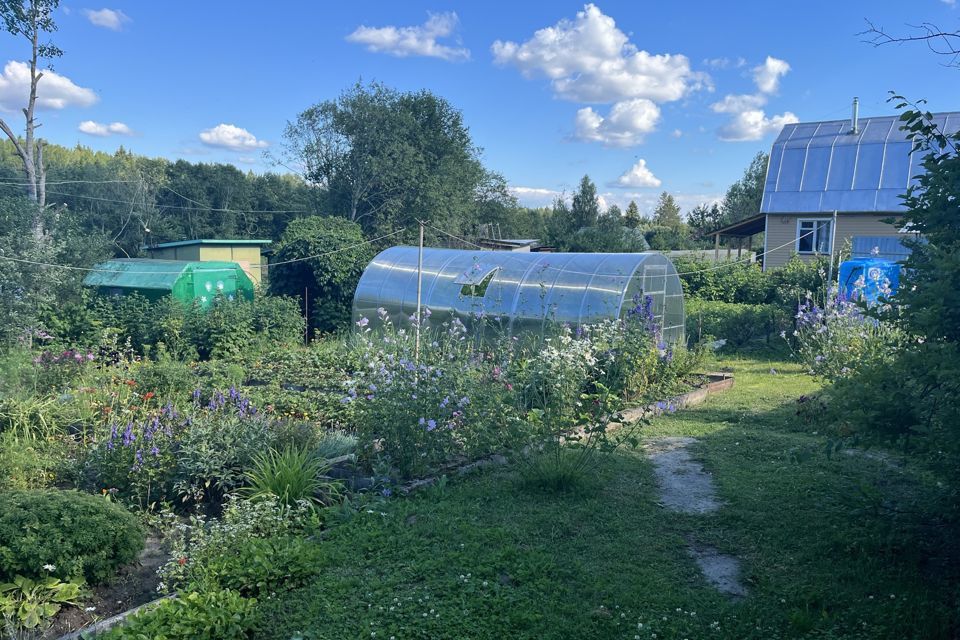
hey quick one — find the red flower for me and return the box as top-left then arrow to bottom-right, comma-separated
144,392 -> 155,400
177,557 -> 188,566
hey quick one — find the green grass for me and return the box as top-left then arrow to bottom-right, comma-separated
254,355 -> 958,640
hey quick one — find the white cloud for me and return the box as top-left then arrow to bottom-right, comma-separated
509,186 -> 562,208
752,56 -> 790,94
671,129 -> 683,138
492,3 -> 708,103
716,109 -> 798,142
346,12 -> 469,61
573,98 -> 660,147
710,93 -> 767,113
78,120 -> 133,136
710,55 -> 795,142
83,8 -> 130,31
610,159 -> 661,188
942,0 -> 956,6
198,124 -> 269,151
0,61 -> 97,111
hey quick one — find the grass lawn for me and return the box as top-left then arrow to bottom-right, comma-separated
254,355 -> 958,640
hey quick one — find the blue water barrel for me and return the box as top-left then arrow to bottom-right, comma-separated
838,257 -> 900,304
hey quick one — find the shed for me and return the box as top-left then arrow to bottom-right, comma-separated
353,247 -> 685,343
83,259 -> 255,309
143,239 -> 271,285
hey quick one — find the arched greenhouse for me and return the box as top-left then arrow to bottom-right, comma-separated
352,247 -> 685,343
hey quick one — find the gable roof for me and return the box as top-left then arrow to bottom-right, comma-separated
761,111 -> 960,215
145,239 -> 271,250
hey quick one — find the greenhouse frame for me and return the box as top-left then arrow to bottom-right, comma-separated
352,247 -> 685,343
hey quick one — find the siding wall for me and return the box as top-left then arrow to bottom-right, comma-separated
763,213 -> 903,271
145,245 -> 265,284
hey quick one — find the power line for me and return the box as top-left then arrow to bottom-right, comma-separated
0,228 -> 406,275
42,189 -> 308,215
0,178 -> 140,187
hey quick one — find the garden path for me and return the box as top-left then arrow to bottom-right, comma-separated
645,435 -> 747,598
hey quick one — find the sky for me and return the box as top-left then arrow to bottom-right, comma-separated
0,1 -> 957,216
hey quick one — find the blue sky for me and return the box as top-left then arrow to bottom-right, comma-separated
0,1 -> 957,215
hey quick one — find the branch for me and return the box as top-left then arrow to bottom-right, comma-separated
861,19 -> 960,67
0,117 -> 28,162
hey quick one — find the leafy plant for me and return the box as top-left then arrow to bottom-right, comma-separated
314,429 -> 358,459
685,299 -> 788,348
241,445 -> 342,508
157,497 -> 321,597
97,589 -> 258,640
0,574 -> 83,633
0,489 -> 144,584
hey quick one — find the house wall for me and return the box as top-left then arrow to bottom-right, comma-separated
197,246 -> 263,285
763,213 -> 903,271
147,246 -> 201,261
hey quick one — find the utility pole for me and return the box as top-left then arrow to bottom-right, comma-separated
415,220 -> 424,366
827,209 -> 839,289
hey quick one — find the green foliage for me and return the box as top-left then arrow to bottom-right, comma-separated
0,489 -> 144,584
0,574 -> 83,633
281,81 -> 494,239
98,589 -> 259,640
268,216 -> 372,334
241,445 -> 341,508
720,151 -> 768,226
157,497 -> 322,597
685,299 -> 789,348
0,432 -> 71,490
652,191 -> 683,229
314,429 -> 358,459
545,179 -> 650,253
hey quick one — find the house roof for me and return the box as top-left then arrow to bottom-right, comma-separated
145,238 -> 272,250
710,213 -> 766,237
761,111 -> 960,215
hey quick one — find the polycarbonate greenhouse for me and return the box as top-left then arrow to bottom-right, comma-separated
352,247 -> 685,343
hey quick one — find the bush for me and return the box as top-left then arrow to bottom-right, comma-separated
0,489 -> 144,584
98,589 -> 258,640
685,299 -> 789,348
241,445 -> 341,508
0,433 -> 73,490
157,497 -> 322,597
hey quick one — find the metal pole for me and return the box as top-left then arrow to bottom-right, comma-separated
827,210 -> 838,289
415,221 -> 424,365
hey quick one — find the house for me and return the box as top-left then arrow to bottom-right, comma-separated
143,239 -> 271,285
711,105 -> 960,271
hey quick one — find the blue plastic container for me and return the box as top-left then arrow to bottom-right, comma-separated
838,257 -> 901,304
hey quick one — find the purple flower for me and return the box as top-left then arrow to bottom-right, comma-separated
192,389 -> 202,401
150,446 -> 160,456
356,317 -> 370,328
418,417 -> 426,426
381,488 -> 392,498
122,423 -> 135,447
426,419 -> 437,431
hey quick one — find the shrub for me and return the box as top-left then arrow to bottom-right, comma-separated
0,433 -> 73,490
673,257 -> 772,304
314,429 -> 358,459
685,299 -> 788,348
98,589 -> 258,640
157,497 -> 322,597
0,489 -> 145,584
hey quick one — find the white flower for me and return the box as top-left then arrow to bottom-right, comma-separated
42,564 -> 56,572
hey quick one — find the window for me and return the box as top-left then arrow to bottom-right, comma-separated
454,263 -> 499,297
797,219 -> 832,254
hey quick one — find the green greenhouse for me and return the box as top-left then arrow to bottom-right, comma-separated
83,259 -> 255,309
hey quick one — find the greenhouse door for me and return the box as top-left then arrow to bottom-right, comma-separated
642,265 -> 667,330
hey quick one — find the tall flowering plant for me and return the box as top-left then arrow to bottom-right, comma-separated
790,286 -> 902,381
345,309 -> 521,479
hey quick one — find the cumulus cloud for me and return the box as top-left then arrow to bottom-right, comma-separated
715,109 -> 798,142
346,12 -> 469,61
610,159 -> 661,188
752,56 -> 790,94
0,61 -> 97,111
78,120 -> 133,136
508,186 -> 562,208
84,8 -> 130,31
199,124 -> 269,151
492,4 -> 707,104
573,98 -> 660,147
711,55 -> 796,141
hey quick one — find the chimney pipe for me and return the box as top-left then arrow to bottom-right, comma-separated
851,97 -> 859,135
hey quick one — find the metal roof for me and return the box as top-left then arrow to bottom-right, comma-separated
353,247 -> 686,343
145,238 -> 271,250
850,235 -> 915,261
761,111 -> 960,214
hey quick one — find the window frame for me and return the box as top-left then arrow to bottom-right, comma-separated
796,218 -> 833,255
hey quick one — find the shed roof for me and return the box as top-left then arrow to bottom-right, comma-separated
82,259 -> 242,290
761,111 -> 960,214
145,238 -> 271,250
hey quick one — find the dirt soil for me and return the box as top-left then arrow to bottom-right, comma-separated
43,536 -> 167,639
